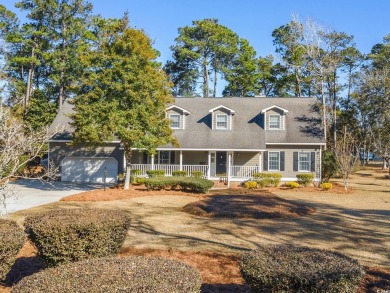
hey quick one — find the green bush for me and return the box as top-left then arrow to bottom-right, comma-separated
144,176 -> 214,193
12,256 -> 202,293
253,173 -> 282,187
296,173 -> 314,187
191,171 -> 204,178
320,182 -> 333,190
146,170 -> 165,178
0,219 -> 25,281
131,169 -> 141,176
172,170 -> 188,177
24,209 -> 130,266
285,181 -> 299,189
244,181 -> 257,189
134,177 -> 145,184
239,244 -> 364,293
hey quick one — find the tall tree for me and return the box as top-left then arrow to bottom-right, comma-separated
71,16 -> 175,189
168,18 -> 239,97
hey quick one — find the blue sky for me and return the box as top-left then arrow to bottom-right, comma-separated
2,0 -> 390,95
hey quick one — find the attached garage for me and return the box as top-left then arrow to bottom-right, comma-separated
61,157 -> 118,183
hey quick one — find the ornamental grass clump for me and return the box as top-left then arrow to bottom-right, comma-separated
24,209 -> 130,266
12,256 -> 202,293
239,244 -> 364,293
296,173 -> 314,187
0,219 -> 25,281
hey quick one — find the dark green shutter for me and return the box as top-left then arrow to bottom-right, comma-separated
263,151 -> 268,171
311,152 -> 316,172
170,151 -> 175,164
280,152 -> 285,171
293,152 -> 298,171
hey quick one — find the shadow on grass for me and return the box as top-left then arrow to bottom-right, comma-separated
201,283 -> 250,293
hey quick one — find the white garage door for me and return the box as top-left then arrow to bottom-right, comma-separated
61,157 -> 118,183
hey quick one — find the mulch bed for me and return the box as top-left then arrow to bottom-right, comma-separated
1,242 -> 388,293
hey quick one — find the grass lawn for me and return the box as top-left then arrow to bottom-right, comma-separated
1,164 -> 389,292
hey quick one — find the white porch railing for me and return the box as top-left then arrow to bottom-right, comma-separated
230,165 -> 259,178
130,164 -> 207,177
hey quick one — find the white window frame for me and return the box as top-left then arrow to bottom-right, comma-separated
216,114 -> 228,129
298,152 -> 311,172
268,151 -> 280,171
269,114 -> 281,130
169,114 -> 181,129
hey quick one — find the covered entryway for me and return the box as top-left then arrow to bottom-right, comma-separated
216,151 -> 227,175
61,157 -> 118,183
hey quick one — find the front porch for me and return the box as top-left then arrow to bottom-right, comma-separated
130,150 -> 262,181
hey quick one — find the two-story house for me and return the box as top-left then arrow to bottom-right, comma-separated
48,97 -> 325,183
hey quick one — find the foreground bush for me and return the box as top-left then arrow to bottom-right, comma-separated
144,176 -> 214,193
320,182 -> 333,190
24,209 -> 130,266
146,170 -> 165,178
296,173 -> 314,187
191,171 -> 204,178
239,244 -> 364,293
253,173 -> 282,187
172,170 -> 187,177
12,256 -> 202,293
244,181 -> 257,189
285,181 -> 299,189
0,219 -> 25,281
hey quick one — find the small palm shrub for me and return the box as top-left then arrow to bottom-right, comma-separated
24,209 -> 130,266
12,257 -> 202,293
253,173 -> 282,187
191,171 -> 204,178
239,244 -> 364,293
296,173 -> 314,187
0,219 -> 25,281
285,181 -> 299,189
146,170 -> 165,178
245,181 -> 257,189
320,182 -> 333,190
172,170 -> 187,177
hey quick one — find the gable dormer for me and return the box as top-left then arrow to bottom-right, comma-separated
166,105 -> 190,129
261,105 -> 288,130
209,105 -> 235,130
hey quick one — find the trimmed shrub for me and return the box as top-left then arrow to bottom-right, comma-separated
24,209 -> 130,266
130,169 -> 141,176
239,244 -> 364,293
296,173 -> 314,187
244,181 -> 257,189
285,181 -> 299,189
253,173 -> 282,187
0,219 -> 25,281
172,170 -> 188,177
146,170 -> 165,178
191,171 -> 204,178
144,176 -> 214,193
320,182 -> 333,190
134,177 -> 145,184
12,256 -> 202,293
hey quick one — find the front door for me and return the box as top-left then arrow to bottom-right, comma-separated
216,151 -> 227,175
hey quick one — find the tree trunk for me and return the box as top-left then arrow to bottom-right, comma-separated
295,68 -> 301,97
124,149 -> 132,190
25,44 -> 36,115
59,19 -> 66,110
213,67 -> 217,97
333,71 -> 337,150
321,81 -> 327,150
203,58 -> 209,98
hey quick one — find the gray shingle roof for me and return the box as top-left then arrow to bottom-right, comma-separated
50,97 -> 324,148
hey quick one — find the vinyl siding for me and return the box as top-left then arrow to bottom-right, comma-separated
233,152 -> 259,166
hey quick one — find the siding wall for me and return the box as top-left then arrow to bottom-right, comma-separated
212,108 -> 232,130
233,152 -> 259,166
264,145 -> 321,180
49,142 -> 125,174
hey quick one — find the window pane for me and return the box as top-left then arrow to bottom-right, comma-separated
170,115 -> 180,128
269,115 -> 281,129
216,115 -> 228,129
298,152 -> 310,171
268,152 -> 280,171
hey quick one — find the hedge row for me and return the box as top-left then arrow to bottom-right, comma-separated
0,219 -> 25,281
252,173 -> 282,187
24,209 -> 130,266
12,256 -> 202,293
144,176 -> 214,193
239,244 -> 364,293
146,170 -> 165,177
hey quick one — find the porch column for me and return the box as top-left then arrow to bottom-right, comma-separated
207,151 -> 211,179
227,152 -> 232,188
151,155 -> 155,170
179,151 -> 183,171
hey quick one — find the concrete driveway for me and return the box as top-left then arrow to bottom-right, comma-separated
3,179 -> 100,215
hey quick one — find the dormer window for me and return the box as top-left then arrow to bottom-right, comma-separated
169,114 -> 181,129
269,114 -> 281,129
216,114 -> 228,129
